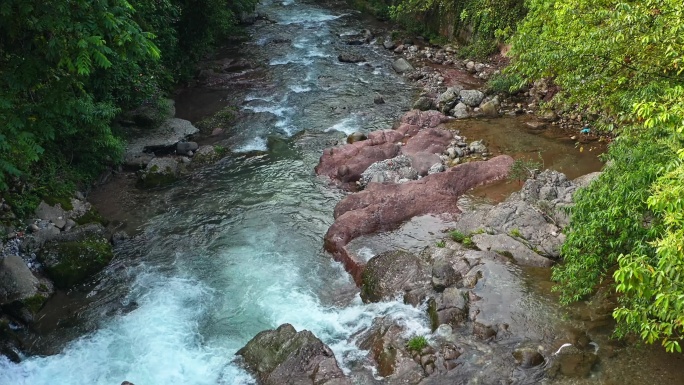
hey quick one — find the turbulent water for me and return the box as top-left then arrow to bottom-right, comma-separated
0,1 -> 427,384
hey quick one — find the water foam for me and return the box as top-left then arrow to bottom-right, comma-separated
0,273 -> 255,385
233,137 -> 269,153
325,117 -> 361,135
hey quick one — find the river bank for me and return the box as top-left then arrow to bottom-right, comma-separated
0,0 -> 681,384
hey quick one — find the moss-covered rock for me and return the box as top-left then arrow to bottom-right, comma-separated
192,145 -> 227,165
74,208 -> 109,226
136,157 -> 179,189
38,236 -> 113,289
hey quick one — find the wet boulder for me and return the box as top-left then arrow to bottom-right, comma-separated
176,141 -> 199,156
548,344 -> 598,378
399,109 -> 450,129
237,323 -> 351,385
412,96 -> 434,111
392,58 -> 414,73
360,250 -> 430,304
513,346 -> 545,368
346,131 -> 367,144
338,53 -> 366,63
0,256 -> 53,323
428,287 -> 469,330
459,90 -> 485,107
435,85 -> 463,113
137,157 -> 179,188
449,102 -> 470,119
358,155 -> 418,188
470,233 -> 553,267
38,224 -> 113,289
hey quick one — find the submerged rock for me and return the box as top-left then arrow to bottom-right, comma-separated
237,323 -> 351,385
392,58 -> 414,73
338,53 -> 366,63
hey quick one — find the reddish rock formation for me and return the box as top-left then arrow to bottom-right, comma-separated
315,110 -> 453,189
324,155 -> 514,284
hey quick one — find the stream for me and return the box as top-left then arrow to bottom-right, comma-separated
1,0 -> 683,384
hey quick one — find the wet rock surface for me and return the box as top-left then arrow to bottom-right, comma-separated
237,323 -> 351,385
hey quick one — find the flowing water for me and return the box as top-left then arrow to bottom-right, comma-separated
1,1 -> 682,384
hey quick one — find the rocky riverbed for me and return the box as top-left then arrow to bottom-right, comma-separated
1,0 -> 683,384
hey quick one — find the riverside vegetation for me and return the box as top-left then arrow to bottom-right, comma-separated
0,0 -> 256,219
370,0 -> 684,353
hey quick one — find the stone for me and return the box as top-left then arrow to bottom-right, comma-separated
338,53 -> 366,63
347,131 -> 367,144
137,157 -> 179,188
176,141 -> 199,155
408,152 -> 442,176
428,287 -> 469,330
513,347 -> 545,368
360,250 -> 430,303
383,40 -> 395,50
237,324 -> 351,385
359,155 -> 417,188
428,163 -> 445,174
435,86 -> 464,113
412,96 -> 434,111
392,58 -> 414,73
374,95 -> 385,104
459,90 -> 485,107
34,202 -> 67,229
125,99 -> 175,127
468,140 -> 487,154
0,256 -> 40,305
193,145 -> 223,164
550,344 -> 598,378
38,232 -> 114,289
465,61 -> 475,72
450,103 -> 469,119
480,97 -> 499,117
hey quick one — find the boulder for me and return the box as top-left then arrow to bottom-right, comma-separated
346,131 -> 367,144
412,96 -> 434,111
137,157 -> 179,188
38,225 -> 113,289
125,99 -> 175,127
428,287 -> 469,330
0,256 -> 41,305
360,250 -> 430,303
459,90 -> 485,107
402,128 -> 454,157
383,40 -> 395,50
176,141 -> 199,155
549,344 -> 598,378
409,152 -> 443,176
513,346 -> 545,368
338,53 -> 366,63
450,103 -> 469,119
436,86 -> 463,113
392,58 -> 414,73
357,318 -> 425,381
34,202 -> 67,229
399,109 -> 450,129
358,155 -> 417,188
468,140 -> 487,154
237,324 -> 351,385
480,97 -> 500,117
193,145 -> 225,164
374,95 -> 385,105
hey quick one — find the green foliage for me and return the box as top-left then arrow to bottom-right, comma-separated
509,0 -> 684,350
449,230 -> 466,243
436,240 -> 446,248
509,228 -> 523,238
487,72 -> 525,94
462,236 -> 477,249
0,0 -> 256,218
508,155 -> 542,183
406,335 -> 429,352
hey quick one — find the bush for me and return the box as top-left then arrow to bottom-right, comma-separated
406,335 -> 429,352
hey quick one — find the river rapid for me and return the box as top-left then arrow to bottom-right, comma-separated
1,1 -> 683,384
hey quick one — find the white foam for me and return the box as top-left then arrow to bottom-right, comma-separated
325,117 -> 360,135
0,273 -> 256,385
241,105 -> 291,117
288,84 -> 312,93
233,137 -> 269,153
269,56 -> 314,66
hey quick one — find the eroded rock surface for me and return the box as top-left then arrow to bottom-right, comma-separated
237,324 -> 351,385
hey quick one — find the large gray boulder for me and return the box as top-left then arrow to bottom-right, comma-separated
459,90 -> 485,107
392,58 -> 414,73
358,155 -> 418,188
360,250 -> 430,304
0,256 -> 40,305
137,157 -> 180,189
237,324 -> 351,385
471,233 -> 553,267
436,86 -> 464,113
450,103 -> 470,119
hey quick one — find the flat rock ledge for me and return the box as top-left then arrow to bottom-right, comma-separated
237,323 -> 351,385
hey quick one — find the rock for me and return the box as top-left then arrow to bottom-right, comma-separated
474,63 -> 485,72
0,256 -> 40,305
428,163 -> 445,174
409,152 -> 443,176
399,109 -> 450,129
392,58 -> 414,73
324,156 -> 515,283
39,233 -> 113,289
34,202 -> 67,229
549,344 -> 598,378
431,257 -> 461,292
360,250 -> 430,303
412,96 -> 434,111
459,90 -> 485,107
176,141 -> 199,155
347,131 -> 367,144
121,382 -> 135,385
573,172 -> 601,188
513,346 -> 545,368
465,61 -> 475,72
20,224 -> 61,253
338,53 -> 366,63
428,287 -> 469,330
450,103 -> 469,119
539,110 -> 558,122
435,86 -> 464,113
123,153 -> 154,170
401,128 -> 454,157
374,95 -> 385,105
480,97 -> 499,117
471,234 -> 553,267
359,155 -> 417,188
193,145 -> 224,164
468,140 -> 487,154
383,40 -> 395,50
137,157 -> 179,188
315,130 -> 403,188
358,318 -> 425,381
394,45 -> 404,54
211,127 -> 225,136
525,121 -> 548,130
237,324 -> 351,385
